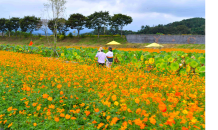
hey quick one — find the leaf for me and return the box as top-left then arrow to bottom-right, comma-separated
198,57 -> 205,64
199,66 -> 205,73
190,61 -> 199,68
170,62 -> 179,71
168,57 -> 174,63
179,69 -> 187,75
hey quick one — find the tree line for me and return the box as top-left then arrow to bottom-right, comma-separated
89,17 -> 205,35
0,11 -> 133,38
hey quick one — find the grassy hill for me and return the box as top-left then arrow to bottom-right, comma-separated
0,35 -> 205,49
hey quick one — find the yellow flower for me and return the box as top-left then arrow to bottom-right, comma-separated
33,123 -> 37,126
182,110 -> 188,114
114,101 -> 119,106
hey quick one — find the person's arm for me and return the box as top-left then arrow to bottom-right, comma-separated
95,52 -> 99,57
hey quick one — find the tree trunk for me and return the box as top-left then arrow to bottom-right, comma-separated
77,29 -> 80,38
121,26 -> 123,37
98,28 -> 100,38
2,32 -> 3,37
9,31 -> 10,37
53,21 -> 57,57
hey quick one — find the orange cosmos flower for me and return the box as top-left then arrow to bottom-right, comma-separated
111,95 -> 117,101
158,103 -> 167,112
182,127 -> 189,130
57,84 -> 62,89
110,117 -> 119,126
135,98 -> 140,104
76,109 -> 80,113
32,103 -> 38,107
33,123 -> 37,126
48,104 -> 55,109
94,108 -> 99,113
92,120 -> 97,124
71,117 -> 76,120
47,97 -> 52,101
60,91 -> 64,95
149,115 -> 156,125
7,107 -> 13,112
60,113 -> 65,117
8,122 -> 13,128
97,123 -> 104,129
42,94 -> 49,99
54,117 -> 59,122
37,105 -> 41,111
65,114 -> 71,119
85,111 -> 90,116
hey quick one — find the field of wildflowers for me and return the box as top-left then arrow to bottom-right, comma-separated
0,45 -> 205,129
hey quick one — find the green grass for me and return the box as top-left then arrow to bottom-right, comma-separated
0,36 -> 205,49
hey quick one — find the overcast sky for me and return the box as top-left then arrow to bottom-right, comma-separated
0,0 -> 205,33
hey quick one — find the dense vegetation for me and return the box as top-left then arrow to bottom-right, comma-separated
89,18 -> 205,35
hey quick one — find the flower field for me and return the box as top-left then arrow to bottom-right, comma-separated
0,45 -> 205,129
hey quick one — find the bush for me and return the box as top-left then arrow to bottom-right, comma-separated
80,34 -> 86,38
68,32 -> 73,38
38,33 -> 42,38
59,35 -> 65,40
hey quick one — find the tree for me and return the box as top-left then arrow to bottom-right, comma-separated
5,18 -> 14,37
10,17 -> 20,37
44,0 -> 67,57
48,18 -> 68,35
57,18 -> 68,35
110,14 -> 132,37
176,25 -> 190,34
86,11 -> 110,38
20,16 -> 41,37
66,13 -> 87,38
0,18 -> 7,37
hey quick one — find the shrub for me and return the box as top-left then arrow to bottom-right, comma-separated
59,35 -> 65,40
80,34 -> 86,38
38,33 -> 42,38
68,32 -> 73,38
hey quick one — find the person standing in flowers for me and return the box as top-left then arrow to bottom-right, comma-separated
106,47 -> 113,68
95,47 -> 106,66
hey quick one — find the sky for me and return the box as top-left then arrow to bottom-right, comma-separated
0,0 -> 205,34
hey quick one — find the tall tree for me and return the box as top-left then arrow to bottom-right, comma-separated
48,18 -> 68,35
5,19 -> 14,37
110,14 -> 132,37
86,11 -> 110,38
66,13 -> 87,37
0,18 -> 7,37
10,17 -> 20,37
44,0 -> 67,57
20,16 -> 41,37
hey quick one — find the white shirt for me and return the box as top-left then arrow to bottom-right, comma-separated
106,51 -> 113,62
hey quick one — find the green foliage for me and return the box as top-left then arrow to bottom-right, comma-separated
80,34 -> 86,38
68,32 -> 73,38
59,35 -> 65,40
66,13 -> 86,37
170,62 -> 179,71
19,16 -> 41,34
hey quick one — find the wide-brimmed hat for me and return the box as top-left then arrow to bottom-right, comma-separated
98,47 -> 103,52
